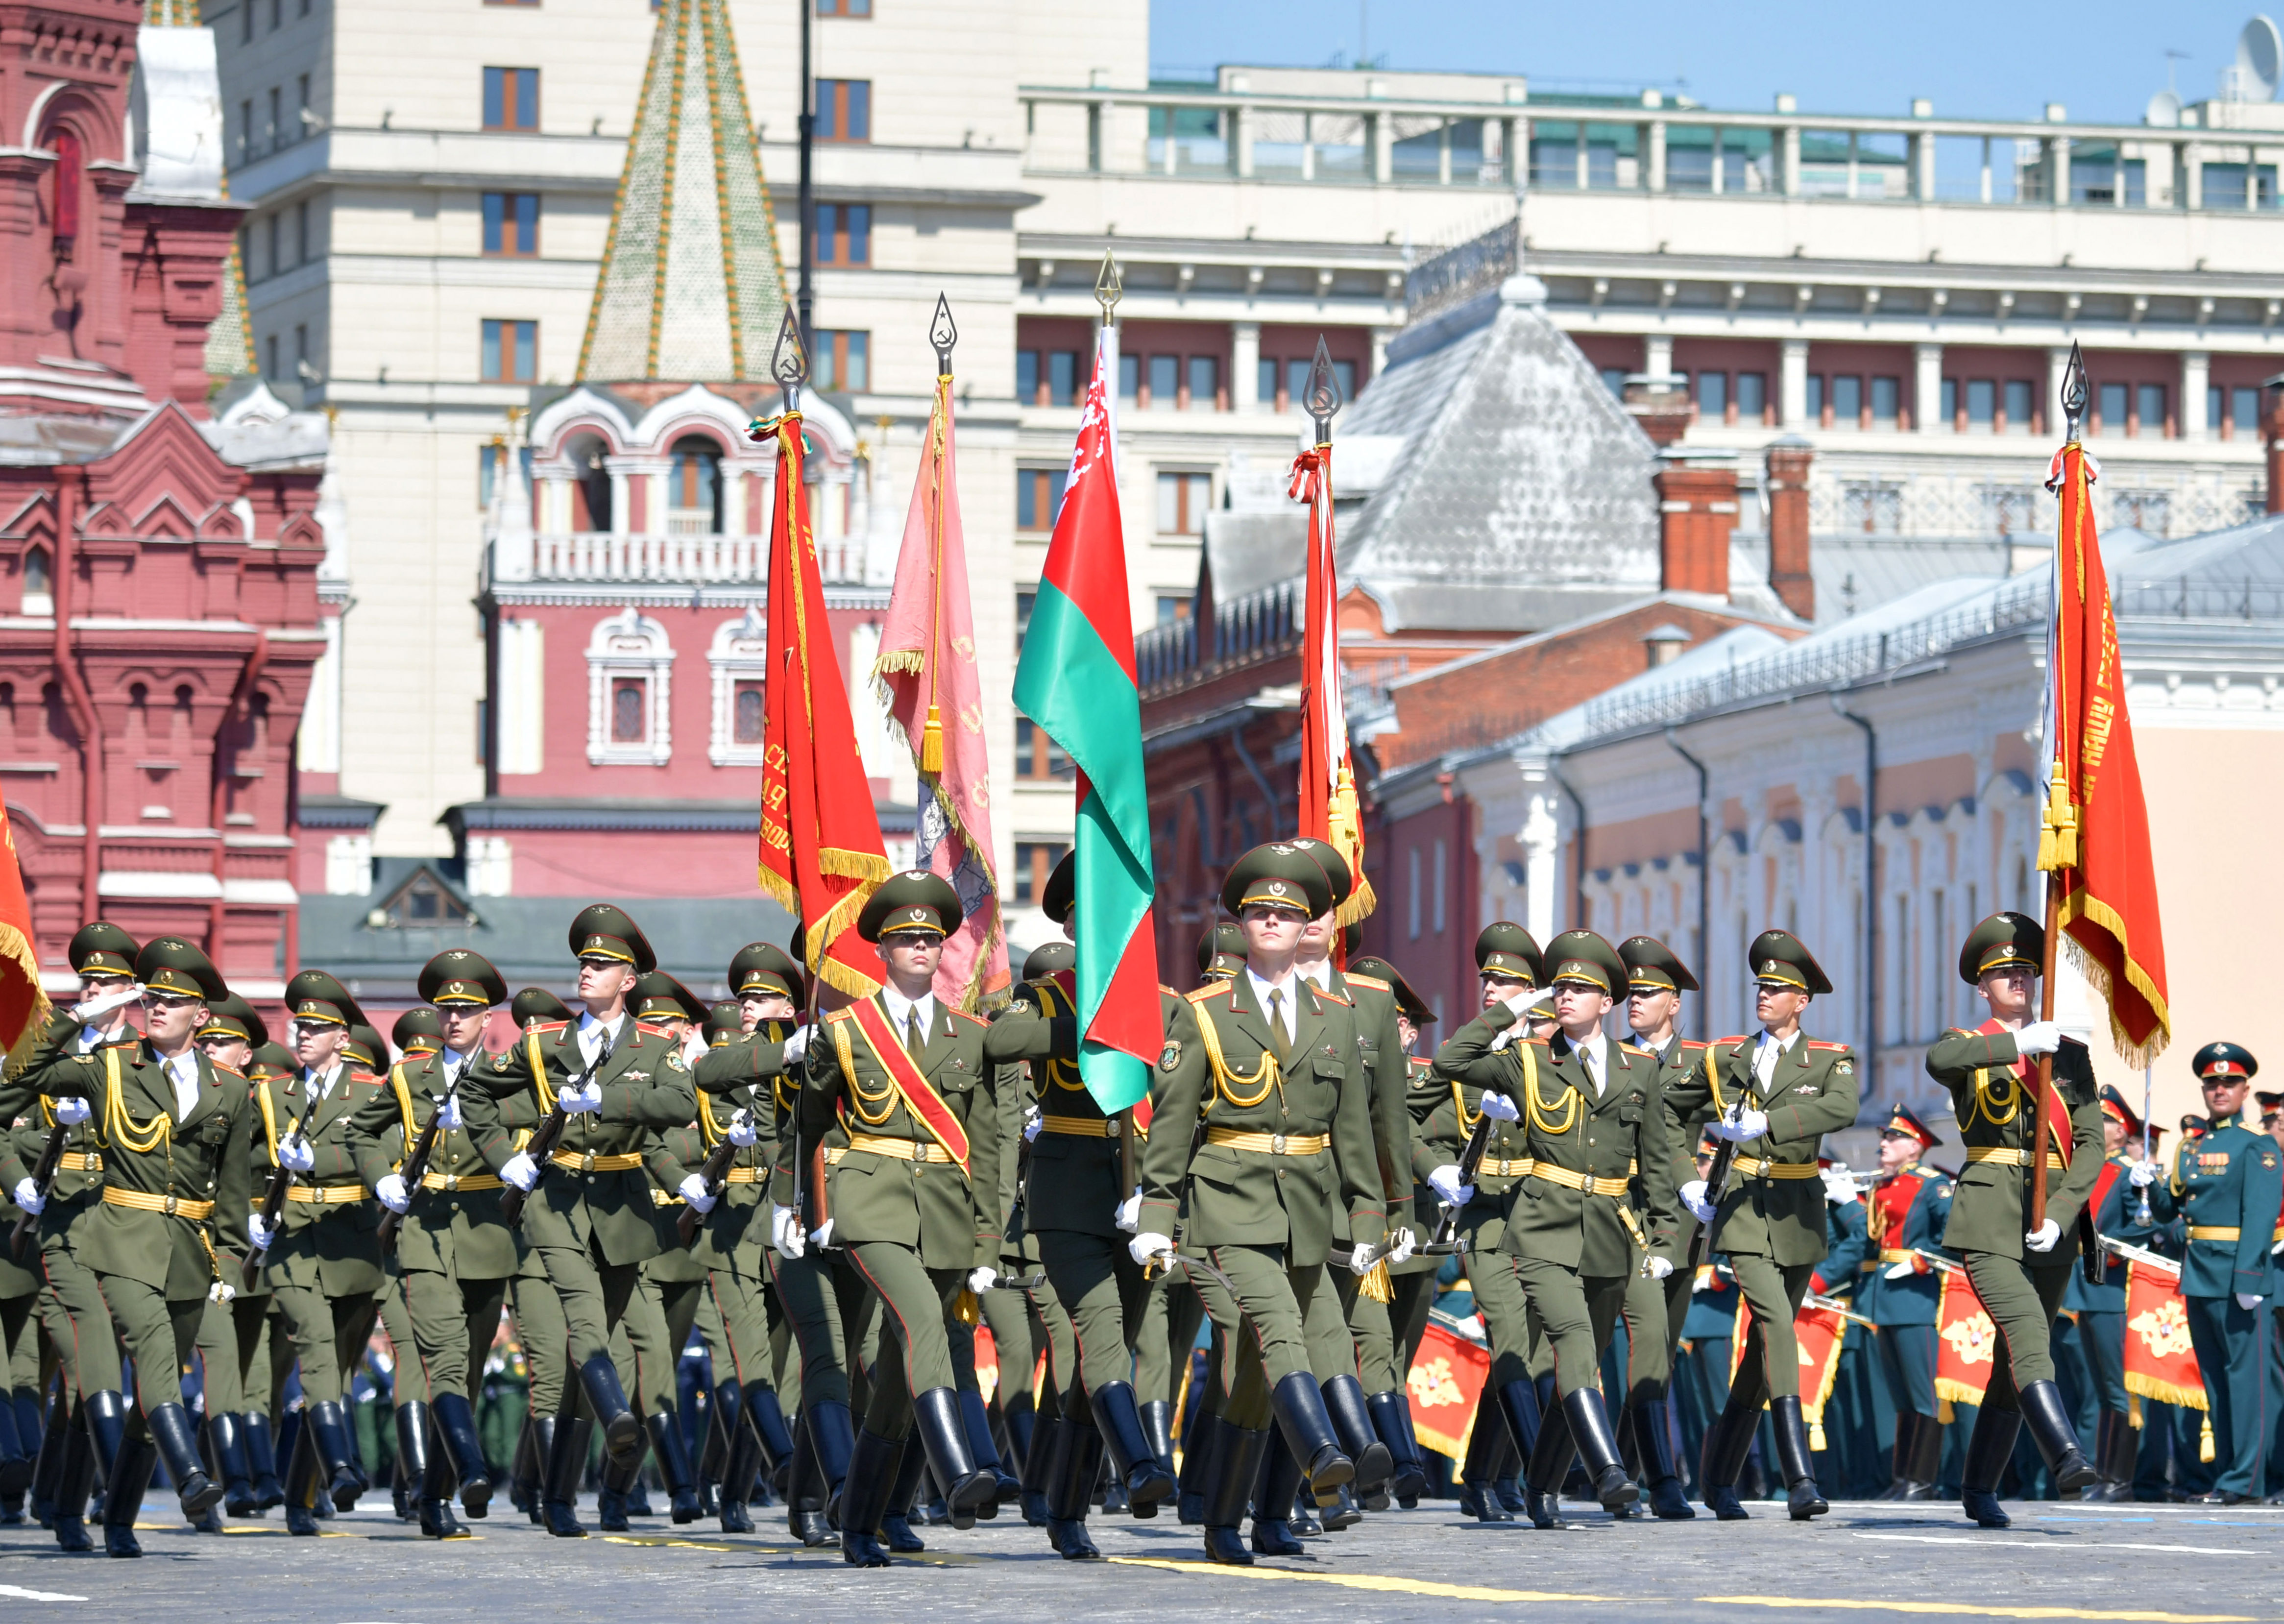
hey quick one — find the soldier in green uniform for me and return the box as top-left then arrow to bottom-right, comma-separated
1420,921 -> 1547,1522
1923,910 -> 2103,1526
783,870 -> 1004,1566
0,921 -> 142,1551
500,985 -> 574,1520
1681,929 -> 1860,1522
393,1008 -> 444,1060
1436,930 -> 1677,1523
2135,1042 -> 2281,1503
184,992 -> 271,1524
1131,843 -> 1384,1566
351,949 -> 516,1538
1613,933 -> 1707,1520
463,905 -> 699,1538
51,938 -> 249,1554
1859,1104 -> 1954,1499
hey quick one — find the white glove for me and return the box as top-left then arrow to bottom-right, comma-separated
1503,989 -> 1538,1019
1428,1164 -> 1475,1207
1128,1231 -> 1175,1266
1821,1166 -> 1859,1205
2024,1219 -> 2061,1252
12,1177 -> 44,1217
2128,1159 -> 2162,1187
501,1151 -> 539,1191
208,1280 -> 236,1304
559,1080 -> 602,1115
1385,1227 -> 1418,1267
1022,1110 -> 1043,1143
435,1095 -> 463,1131
1680,1179 -> 1717,1224
1644,1256 -> 1674,1281
771,1204 -> 805,1260
968,1266 -> 997,1294
374,1173 -> 410,1214
51,1096 -> 91,1126
2235,1292 -> 2264,1310
247,1211 -> 275,1251
1712,1108 -> 1769,1143
1477,1091 -> 1520,1124
781,1025 -> 811,1065
277,1137 -> 316,1173
2012,1020 -> 2062,1057
1884,1260 -> 1917,1281
725,1109 -> 758,1147
811,1217 -> 834,1248
70,983 -> 143,1025
1349,1242 -> 1377,1274
679,1173 -> 716,1213
1115,1189 -> 1141,1234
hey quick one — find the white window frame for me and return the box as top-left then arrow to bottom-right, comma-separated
586,606 -> 674,765
707,605 -> 769,766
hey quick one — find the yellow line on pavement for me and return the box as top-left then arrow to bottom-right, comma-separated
1696,1596 -> 2260,1623
1107,1555 -> 1620,1602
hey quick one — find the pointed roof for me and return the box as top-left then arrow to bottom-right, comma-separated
579,0 -> 789,384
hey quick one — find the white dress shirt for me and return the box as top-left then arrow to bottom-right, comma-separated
303,1060 -> 343,1104
1573,1030 -> 1610,1096
163,1049 -> 202,1122
1247,968 -> 1302,1045
880,985 -> 937,1049
577,1010 -> 627,1067
1752,1028 -> 1801,1091
1296,959 -> 1333,991
440,1047 -> 468,1086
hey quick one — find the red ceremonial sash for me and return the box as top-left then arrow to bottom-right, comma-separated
2089,1158 -> 2125,1228
844,998 -> 971,1174
1976,1018 -> 2073,1165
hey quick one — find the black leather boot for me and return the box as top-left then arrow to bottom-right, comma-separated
1961,1402 -> 2022,1528
1003,1392 -> 1035,1476
282,1411 -> 320,1536
789,1418 -> 832,1545
1880,1410 -> 1917,1500
806,1398 -> 856,1525
101,1431 -> 156,1557
1138,1397 -> 1176,1488
1175,1409 -> 1217,1525
1907,1406 -> 1944,1499
881,1433 -> 929,1550
1045,1418 -> 1103,1558
649,1409 -> 703,1523
205,1409 -> 254,1518
1368,1389 -> 1428,1503
2018,1380 -> 2098,1494
542,1407 -> 591,1537
49,1416 -> 95,1551
1769,1395 -> 1827,1520
244,1411 -> 284,1513
745,1383 -> 794,1494
305,1399 -> 364,1511
578,1354 -> 645,1466
1200,1423 -> 1266,1566
1091,1380 -> 1175,1513
956,1387 -> 1014,1517
1699,1390 -> 1759,1520
701,1379 -> 737,1489
393,1400 -> 436,1523
1317,1480 -> 1362,1530
0,1391 -> 26,1497
1268,1371 -> 1352,1494
596,1443 -> 639,1531
1457,1385 -> 1513,1522
1633,1398 -> 1695,1518
29,1395 -> 65,1527
418,1417 -> 469,1539
507,1415 -> 536,1517
719,1400 -> 760,1533
911,1386 -> 993,1522
147,1403 -> 224,1519
1249,1427 -> 1306,1555
1319,1375 -> 1392,1498
430,1392 -> 491,1518
1022,1410 -> 1060,1527
2101,1408 -> 2137,1501
82,1390 -> 126,1488
1523,1391 -> 1575,1528
838,1428 -> 901,1566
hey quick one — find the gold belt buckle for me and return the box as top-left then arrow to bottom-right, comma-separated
1581,1174 -> 1600,1197
440,1174 -> 458,1190
579,1152 -> 596,1174
162,1193 -> 178,1216
1104,1115 -> 1121,1140
1270,1133 -> 1287,1155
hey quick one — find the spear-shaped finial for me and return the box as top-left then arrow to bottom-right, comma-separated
930,293 -> 957,376
1095,250 -> 1123,323
1305,336 -> 1342,447
772,308 -> 807,415
2061,340 -> 2088,445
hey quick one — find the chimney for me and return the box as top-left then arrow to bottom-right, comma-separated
1642,624 -> 1691,668
1764,435 -> 1816,620
2265,378 -> 2284,515
1653,450 -> 1738,599
1624,373 -> 1694,448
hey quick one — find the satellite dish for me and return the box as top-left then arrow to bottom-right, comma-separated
2146,88 -> 2183,126
2235,15 -> 2282,101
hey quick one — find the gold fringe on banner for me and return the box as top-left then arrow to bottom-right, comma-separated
2124,1368 -> 2208,1414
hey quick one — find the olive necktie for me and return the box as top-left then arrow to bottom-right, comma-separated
907,1010 -> 925,1056
1267,989 -> 1291,1063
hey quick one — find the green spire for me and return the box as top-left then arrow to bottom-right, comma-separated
578,0 -> 790,383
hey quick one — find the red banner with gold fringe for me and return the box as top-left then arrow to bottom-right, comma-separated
1405,1319 -> 1489,1460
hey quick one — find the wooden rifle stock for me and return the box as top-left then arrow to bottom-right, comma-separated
678,1132 -> 739,1246
1683,1134 -> 1739,1276
1430,1114 -> 1496,1248
501,1030 -> 616,1227
8,1122 -> 68,1258
243,1154 -> 295,1290
379,1072 -> 463,1253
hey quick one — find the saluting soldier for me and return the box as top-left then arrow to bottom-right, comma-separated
785,871 -> 1005,1566
350,949 -> 516,1538
2135,1042 -> 2281,1504
1858,1104 -> 1954,1500
0,922 -> 142,1551
1613,933 -> 1708,1520
1923,910 -> 2103,1526
462,906 -> 699,1537
1682,929 -> 1860,1522
1130,843 -> 1385,1566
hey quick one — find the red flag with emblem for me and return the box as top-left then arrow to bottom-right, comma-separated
1933,1266 -> 1998,1408
2121,1259 -> 2206,1412
0,803 -> 44,1053
1405,1318 -> 1489,1459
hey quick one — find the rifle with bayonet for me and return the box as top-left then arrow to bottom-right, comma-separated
677,1094 -> 750,1248
8,1117 -> 67,1259
2095,1232 -> 2181,1277
1421,1109 -> 1498,1256
379,1067 -> 464,1253
1684,1091 -> 1752,1276
501,1027 -> 619,1227
243,1120 -> 305,1289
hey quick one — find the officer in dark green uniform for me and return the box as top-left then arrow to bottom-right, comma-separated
392,1008 -> 444,1060
184,992 -> 270,1524
1613,933 -> 1706,1520
351,949 -> 515,1538
1683,929 -> 1859,1522
1859,1103 -> 1953,1499
499,985 -> 574,1519
1438,929 -> 1677,1523
0,921 -> 141,1551
1923,910 -> 2103,1526
2138,1042 -> 2281,1503
791,871 -> 1004,1566
463,905 -> 699,1537
1133,843 -> 1384,1566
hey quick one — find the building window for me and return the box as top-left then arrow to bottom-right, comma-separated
2135,383 -> 2168,438
1013,842 -> 1069,907
1013,714 -> 1069,780
814,79 -> 870,143
1432,839 -> 1447,935
1843,482 -> 1903,534
294,199 -> 309,264
1407,848 -> 1422,941
21,545 -> 52,617
1146,355 -> 1176,410
1017,468 -> 1068,532
1696,371 -> 1726,420
268,85 -> 280,149
2094,382 -> 2128,437
815,330 -> 868,391
1870,375 -> 1900,429
666,435 -> 722,534
295,73 -> 310,141
1736,371 -> 1767,421
707,606 -> 769,765
481,319 -> 537,383
377,869 -> 472,927
734,683 -> 764,743
816,0 -> 871,14
1156,471 -> 1209,535
1155,594 -> 1191,625
586,606 -> 675,765
1187,355 -> 1221,411
483,193 -> 539,256
483,67 -> 540,132
1017,349 -> 1080,407
239,98 -> 252,159
1014,589 -> 1034,655
814,203 -> 870,266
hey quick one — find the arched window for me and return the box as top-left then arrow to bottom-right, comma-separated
706,606 -> 768,765
585,606 -> 674,766
668,435 -> 722,535
49,130 -> 82,261
21,545 -> 51,614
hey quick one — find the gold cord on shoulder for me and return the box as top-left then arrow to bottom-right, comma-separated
1191,998 -> 1280,1113
101,1048 -> 170,1155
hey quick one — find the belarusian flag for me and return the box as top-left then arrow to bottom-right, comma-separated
1011,322 -> 1160,1112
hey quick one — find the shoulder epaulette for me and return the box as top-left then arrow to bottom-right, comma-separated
635,1021 -> 673,1039
1805,1040 -> 1847,1051
1184,984 -> 1227,1005
1619,1042 -> 1653,1058
1158,984 -> 1179,998
1343,972 -> 1390,992
211,1062 -> 244,1078
1677,1040 -> 1708,1052
947,1008 -> 987,1028
351,1068 -> 382,1084
1714,1035 -> 1749,1047
529,1019 -> 570,1035
1311,984 -> 1352,1008
824,1006 -> 855,1024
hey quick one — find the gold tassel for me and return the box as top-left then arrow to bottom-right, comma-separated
2036,776 -> 2079,872
954,1286 -> 980,1327
920,702 -> 945,775
1938,1397 -> 1955,1425
1808,1418 -> 1826,1452
1360,1260 -> 1392,1303
2200,1414 -> 2215,1464
2127,1392 -> 2141,1430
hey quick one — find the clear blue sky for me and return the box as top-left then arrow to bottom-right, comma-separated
1149,1 -> 2279,125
